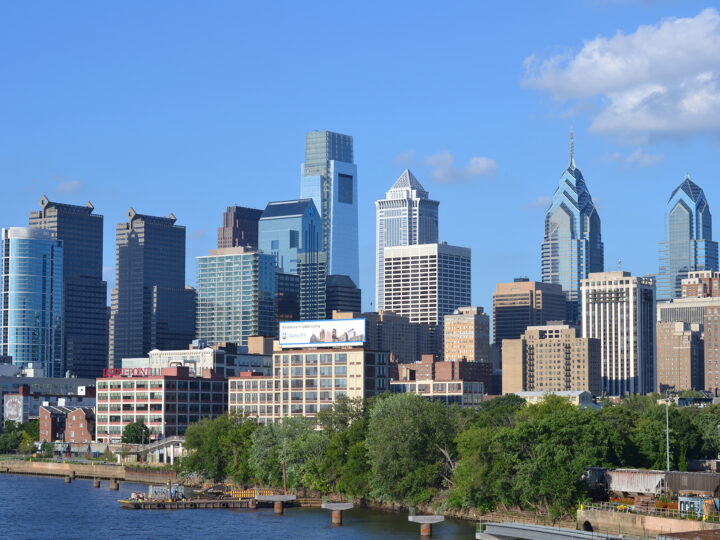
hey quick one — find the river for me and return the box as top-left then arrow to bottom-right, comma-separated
0,474 -> 476,539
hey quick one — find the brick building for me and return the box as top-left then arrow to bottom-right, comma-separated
95,366 -> 227,444
39,406 -> 95,443
656,322 -> 704,393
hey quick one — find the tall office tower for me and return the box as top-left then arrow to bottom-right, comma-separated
541,133 -> 603,322
658,176 -> 718,301
375,169 -> 439,310
0,228 -> 63,377
444,307 -> 490,362
492,279 -> 567,348
300,130 -> 359,286
275,272 -> 300,332
502,323 -> 601,396
656,322 -> 703,393
325,275 -> 361,318
196,247 -> 275,346
217,206 -> 263,249
581,271 -> 656,395
258,199 -> 326,321
29,196 -> 108,378
682,271 -> 720,298
108,210 -> 195,368
384,243 -> 470,352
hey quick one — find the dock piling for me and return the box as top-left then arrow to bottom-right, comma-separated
93,479 -> 100,488
273,501 -> 284,515
64,476 -> 71,484
109,479 -> 119,491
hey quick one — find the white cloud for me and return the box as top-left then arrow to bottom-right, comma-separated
54,179 -> 82,194
525,195 -> 552,209
425,151 -> 496,184
523,8 -> 720,135
393,149 -> 416,165
605,148 -> 664,167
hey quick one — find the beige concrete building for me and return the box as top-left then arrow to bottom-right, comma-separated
443,306 -> 490,362
705,305 -> 720,396
656,322 -> 703,393
502,323 -> 601,396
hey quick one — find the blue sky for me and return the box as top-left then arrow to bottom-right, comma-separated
1,1 -> 719,314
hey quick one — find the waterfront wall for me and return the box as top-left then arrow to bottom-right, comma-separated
0,460 -> 175,484
578,508 -> 720,537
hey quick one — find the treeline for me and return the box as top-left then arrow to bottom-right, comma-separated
0,420 -> 39,454
182,393 -> 720,517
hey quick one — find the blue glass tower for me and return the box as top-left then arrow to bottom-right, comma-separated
0,227 -> 63,377
300,131 -> 359,287
658,174 -> 718,301
541,133 -> 603,322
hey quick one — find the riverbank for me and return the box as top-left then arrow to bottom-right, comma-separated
0,459 -> 176,484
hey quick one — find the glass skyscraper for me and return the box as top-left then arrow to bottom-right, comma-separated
541,136 -> 603,322
375,169 -> 439,310
108,209 -> 195,367
196,247 -> 276,346
0,227 -> 63,377
258,199 -> 326,319
29,196 -> 108,378
300,130 -> 359,287
658,175 -> 718,301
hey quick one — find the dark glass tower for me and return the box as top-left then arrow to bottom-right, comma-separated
29,196 -> 107,377
108,209 -> 195,368
217,206 -> 263,249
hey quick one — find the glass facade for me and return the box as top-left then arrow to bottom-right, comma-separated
0,228 -> 63,377
375,169 -> 439,310
541,147 -> 603,322
658,175 -> 718,301
300,131 -> 359,286
196,249 -> 275,346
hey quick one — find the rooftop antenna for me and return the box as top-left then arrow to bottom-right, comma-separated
618,258 -> 622,272
570,123 -> 575,168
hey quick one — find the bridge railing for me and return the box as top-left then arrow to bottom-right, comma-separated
580,501 -> 720,523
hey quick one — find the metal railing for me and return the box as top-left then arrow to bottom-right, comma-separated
581,501 -> 720,522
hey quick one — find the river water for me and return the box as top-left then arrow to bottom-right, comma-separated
0,474 -> 475,539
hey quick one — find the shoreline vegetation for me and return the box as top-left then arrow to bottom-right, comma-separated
179,392 -> 720,521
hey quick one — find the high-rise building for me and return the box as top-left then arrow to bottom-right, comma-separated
275,272 -> 300,332
581,271 -> 655,395
383,243 -> 471,330
217,206 -> 263,249
258,199 -> 326,320
108,210 -> 195,368
656,322 -> 703,393
541,133 -> 603,322
704,305 -> 720,396
0,228 -> 63,377
444,307 -> 490,362
29,196 -> 108,378
681,270 -> 720,298
375,169 -> 439,310
658,176 -> 718,301
196,247 -> 276,347
300,131 -> 359,285
502,323 -> 601,396
325,275 -> 361,318
492,279 -> 567,347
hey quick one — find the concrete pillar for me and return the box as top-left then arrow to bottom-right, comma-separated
93,479 -> 101,488
64,476 -> 72,483
69,471 -> 76,479
248,499 -> 257,510
274,501 -> 284,515
420,523 -> 432,537
332,510 -> 343,526
109,479 -> 119,491
169,445 -> 174,465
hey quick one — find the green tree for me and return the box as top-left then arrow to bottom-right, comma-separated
121,420 -> 150,444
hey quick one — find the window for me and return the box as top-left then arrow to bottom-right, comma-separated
338,174 -> 353,204
271,240 -> 279,250
289,230 -> 299,248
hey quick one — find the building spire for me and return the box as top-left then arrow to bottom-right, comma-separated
570,123 -> 575,168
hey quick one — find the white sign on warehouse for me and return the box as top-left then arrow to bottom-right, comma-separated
279,319 -> 366,348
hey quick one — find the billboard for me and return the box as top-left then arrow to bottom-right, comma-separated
279,319 -> 366,348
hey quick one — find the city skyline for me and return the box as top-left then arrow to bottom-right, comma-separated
1,3 -> 718,317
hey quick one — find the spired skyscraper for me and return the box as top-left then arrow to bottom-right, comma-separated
657,175 -> 718,301
300,130 -> 359,287
541,132 -> 603,322
375,169 -> 439,310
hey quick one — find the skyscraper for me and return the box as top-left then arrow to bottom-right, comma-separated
444,307 -> 490,362
196,247 -> 276,347
217,206 -> 263,250
0,228 -> 63,377
29,196 -> 108,378
657,175 -> 718,301
541,132 -> 603,322
258,199 -> 326,320
375,169 -> 439,310
581,271 -> 656,395
108,209 -> 195,367
300,130 -> 359,286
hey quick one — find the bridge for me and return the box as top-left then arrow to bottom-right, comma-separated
476,522 -> 631,539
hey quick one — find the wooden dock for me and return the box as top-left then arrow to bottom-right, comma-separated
119,498 -> 251,510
